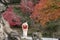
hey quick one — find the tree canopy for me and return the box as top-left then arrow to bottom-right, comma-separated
30,0 -> 60,26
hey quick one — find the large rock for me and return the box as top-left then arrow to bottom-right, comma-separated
0,3 -> 6,12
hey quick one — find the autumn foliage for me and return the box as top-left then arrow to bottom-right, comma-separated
20,0 -> 34,13
30,0 -> 60,26
2,6 -> 21,26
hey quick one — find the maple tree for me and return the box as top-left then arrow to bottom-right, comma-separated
20,0 -> 41,13
20,0 -> 34,13
2,6 -> 21,26
30,0 -> 60,26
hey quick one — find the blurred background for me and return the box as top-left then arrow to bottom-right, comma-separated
0,0 -> 60,38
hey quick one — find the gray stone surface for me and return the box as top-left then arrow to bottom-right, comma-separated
0,3 -> 6,12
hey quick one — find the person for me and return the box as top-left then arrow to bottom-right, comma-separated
22,22 -> 28,38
